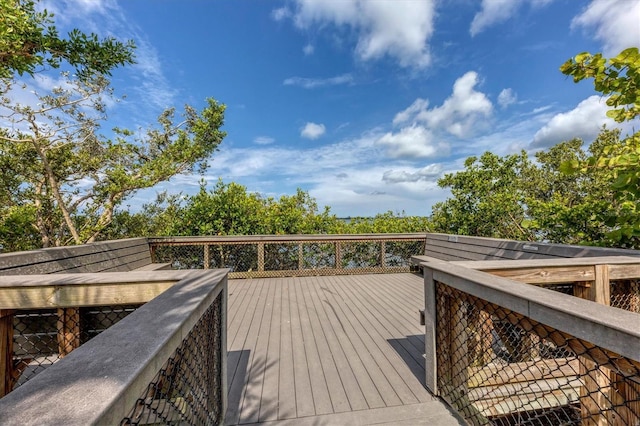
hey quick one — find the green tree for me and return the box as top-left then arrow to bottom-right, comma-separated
1,0 -> 135,79
172,180 -> 268,236
333,211 -> 430,234
561,47 -> 640,247
429,134 -> 617,245
99,192 -> 184,240
0,73 -> 226,247
431,151 -> 533,240
167,180 -> 340,237
524,135 -> 615,245
265,189 -> 337,235
560,47 -> 639,123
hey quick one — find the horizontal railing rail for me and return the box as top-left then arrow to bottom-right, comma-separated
421,260 -> 640,425
0,270 -> 228,426
149,233 -> 428,278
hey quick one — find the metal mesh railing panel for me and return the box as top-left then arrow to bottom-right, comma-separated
153,245 -> 206,269
10,305 -> 139,389
435,282 -> 640,426
611,280 -> 640,313
384,240 -> 425,267
121,291 -> 224,426
150,238 -> 425,277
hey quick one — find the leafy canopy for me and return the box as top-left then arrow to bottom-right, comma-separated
0,0 -> 135,79
560,47 -> 640,123
0,72 -> 226,247
561,47 -> 640,247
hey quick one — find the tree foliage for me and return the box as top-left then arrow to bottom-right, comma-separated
431,151 -> 533,240
0,0 -> 135,79
100,181 -> 431,241
332,211 -> 431,234
168,180 -> 338,236
0,73 -> 226,248
430,133 -> 617,245
560,47 -> 640,123
561,48 -> 640,247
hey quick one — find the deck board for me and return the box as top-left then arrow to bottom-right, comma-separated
225,273 -> 462,425
322,275 -> 427,404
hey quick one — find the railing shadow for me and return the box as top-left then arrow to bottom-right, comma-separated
225,350 -> 279,425
387,335 -> 427,388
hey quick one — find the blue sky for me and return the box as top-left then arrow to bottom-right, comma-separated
38,0 -> 640,216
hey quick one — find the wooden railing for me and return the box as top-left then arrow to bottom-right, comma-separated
149,234 -> 428,278
420,257 -> 640,425
0,270 -> 228,425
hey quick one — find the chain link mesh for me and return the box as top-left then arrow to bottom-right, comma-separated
151,238 -> 424,277
435,282 -> 640,426
611,280 -> 640,313
121,291 -> 224,426
10,305 -> 139,389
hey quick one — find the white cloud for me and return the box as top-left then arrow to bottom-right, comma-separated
146,129 -> 452,217
283,74 -> 353,89
382,72 -> 493,159
420,72 -> 493,137
393,98 -> 429,126
131,38 -> 177,109
376,125 -> 443,158
531,96 -> 615,147
572,0 -> 640,56
254,136 -> 275,145
271,7 -> 291,21
470,0 -> 554,36
301,122 -> 326,139
498,88 -> 517,108
470,0 -> 520,36
303,44 -> 315,55
382,164 -> 442,183
279,0 -> 436,68
396,72 -> 493,138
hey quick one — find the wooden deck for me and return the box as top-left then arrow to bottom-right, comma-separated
225,273 -> 462,425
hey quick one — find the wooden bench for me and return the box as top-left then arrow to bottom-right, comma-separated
412,233 -> 640,265
412,233 -> 640,331
0,237 -> 170,396
0,238 -> 170,275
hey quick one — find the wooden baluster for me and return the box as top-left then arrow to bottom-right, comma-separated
0,310 -> 15,397
579,265 -> 612,426
298,243 -> 304,270
57,308 -> 80,358
203,244 -> 210,269
258,243 -> 265,272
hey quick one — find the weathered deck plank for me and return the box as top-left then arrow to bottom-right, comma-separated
323,274 -> 430,404
225,273 -> 461,425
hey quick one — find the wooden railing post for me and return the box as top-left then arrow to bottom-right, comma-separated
203,244 -> 210,269
298,243 -> 304,270
258,243 -> 265,272
335,242 -> 342,271
0,309 -> 14,397
57,308 -> 80,358
579,264 -> 612,425
380,241 -> 386,269
424,271 -> 437,394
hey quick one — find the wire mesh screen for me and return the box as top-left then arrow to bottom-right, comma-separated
151,238 -> 425,278
9,305 -> 139,389
121,290 -> 224,426
435,282 -> 640,426
611,280 -> 640,313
